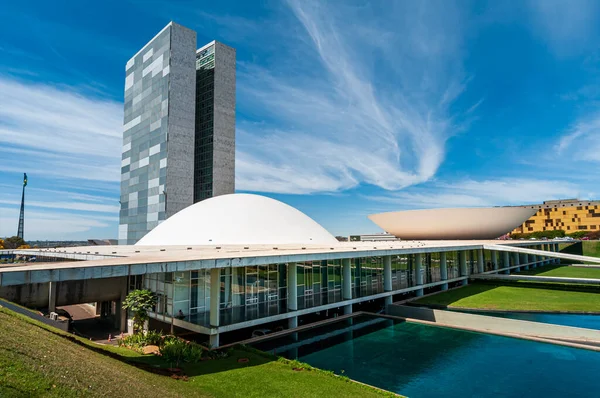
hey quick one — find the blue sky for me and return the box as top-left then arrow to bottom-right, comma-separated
1,0 -> 600,240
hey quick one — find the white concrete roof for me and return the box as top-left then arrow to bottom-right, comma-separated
136,193 -> 339,246
369,207 -> 537,240
1,240 -> 568,286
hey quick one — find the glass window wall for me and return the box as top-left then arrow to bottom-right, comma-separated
446,251 -> 459,279
297,260 -> 343,310
352,257 -> 384,298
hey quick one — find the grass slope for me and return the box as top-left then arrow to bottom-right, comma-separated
559,241 -> 600,259
414,283 -> 600,312
582,241 -> 600,258
520,265 -> 600,279
0,307 -> 392,398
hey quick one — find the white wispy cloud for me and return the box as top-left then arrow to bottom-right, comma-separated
0,206 -> 116,240
235,0 -> 471,194
0,75 -> 122,182
369,178 -> 585,209
556,113 -> 600,162
0,200 -> 118,214
0,183 -> 119,239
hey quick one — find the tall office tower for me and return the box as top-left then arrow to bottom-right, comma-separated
119,22 -> 235,245
194,41 -> 236,201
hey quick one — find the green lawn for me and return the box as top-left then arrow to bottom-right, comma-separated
0,307 -> 393,398
520,265 -> 600,279
559,241 -> 600,258
582,241 -> 600,257
414,283 -> 600,312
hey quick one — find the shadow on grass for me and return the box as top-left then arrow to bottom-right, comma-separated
91,341 -> 274,378
178,346 -> 275,377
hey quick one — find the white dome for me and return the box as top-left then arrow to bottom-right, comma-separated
136,193 -> 338,246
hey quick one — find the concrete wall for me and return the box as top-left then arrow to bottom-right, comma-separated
212,41 -> 236,197
165,23 -> 197,217
0,299 -> 69,332
0,276 -> 127,308
387,305 -> 600,343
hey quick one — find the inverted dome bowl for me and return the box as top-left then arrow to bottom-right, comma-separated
368,207 -> 536,240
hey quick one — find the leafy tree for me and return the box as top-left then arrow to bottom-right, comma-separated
3,236 -> 26,250
122,289 -> 157,334
0,238 -> 4,250
568,231 -> 588,239
16,244 -> 31,249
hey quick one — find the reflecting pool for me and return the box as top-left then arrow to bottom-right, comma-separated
253,316 -> 600,398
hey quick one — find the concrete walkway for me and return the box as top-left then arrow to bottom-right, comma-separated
470,273 -> 600,285
387,304 -> 600,350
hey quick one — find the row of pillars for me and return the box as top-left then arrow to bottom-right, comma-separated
203,244 -> 560,347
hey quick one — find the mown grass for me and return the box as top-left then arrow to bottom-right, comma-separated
520,265 -> 600,279
559,241 -> 600,259
0,307 -> 394,398
413,283 -> 600,312
582,241 -> 600,258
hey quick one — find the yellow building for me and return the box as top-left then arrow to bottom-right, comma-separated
512,199 -> 600,234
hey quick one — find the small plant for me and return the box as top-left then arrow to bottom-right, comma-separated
206,347 -> 231,360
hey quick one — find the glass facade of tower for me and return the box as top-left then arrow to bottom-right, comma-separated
194,45 -> 216,202
119,26 -> 172,244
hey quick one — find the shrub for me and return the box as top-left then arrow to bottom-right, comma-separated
144,330 -> 164,346
118,330 -> 164,350
159,338 -> 204,365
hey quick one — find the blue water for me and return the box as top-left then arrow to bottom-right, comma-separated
254,317 -> 600,398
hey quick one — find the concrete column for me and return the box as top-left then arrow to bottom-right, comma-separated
48,282 -> 57,313
513,252 -> 521,272
383,255 -> 392,305
210,268 -> 220,328
119,281 -> 127,333
503,251 -> 510,274
415,253 -> 424,296
541,244 -> 546,265
523,253 -> 529,270
459,251 -> 468,285
342,258 -> 352,314
209,333 -> 219,348
288,315 -> 299,328
477,249 -> 484,274
491,251 -> 498,272
287,262 -> 298,311
287,263 -> 299,328
342,259 -> 351,300
554,243 -> 560,264
440,252 -> 448,291
543,244 -> 550,265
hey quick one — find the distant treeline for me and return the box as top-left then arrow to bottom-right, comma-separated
510,230 -> 600,240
